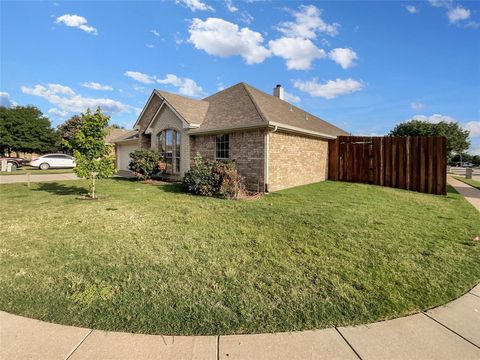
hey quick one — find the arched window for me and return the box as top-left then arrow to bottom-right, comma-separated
158,129 -> 181,174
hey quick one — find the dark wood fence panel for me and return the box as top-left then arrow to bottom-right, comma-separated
328,136 -> 447,195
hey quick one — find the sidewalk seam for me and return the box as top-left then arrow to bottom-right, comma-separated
422,312 -> 480,350
64,329 -> 93,360
334,327 -> 363,360
216,335 -> 220,360
469,292 -> 480,299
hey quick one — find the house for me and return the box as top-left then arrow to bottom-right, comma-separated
114,82 -> 348,192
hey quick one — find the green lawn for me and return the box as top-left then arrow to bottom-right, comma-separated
0,166 -> 74,175
453,175 -> 480,190
0,179 -> 479,336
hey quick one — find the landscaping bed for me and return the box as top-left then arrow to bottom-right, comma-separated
0,179 -> 479,335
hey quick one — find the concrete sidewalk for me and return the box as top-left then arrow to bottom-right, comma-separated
1,284 -> 479,359
448,175 -> 480,211
0,173 -> 79,184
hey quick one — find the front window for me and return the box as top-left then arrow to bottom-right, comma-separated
216,134 -> 229,160
158,129 -> 181,174
175,131 -> 181,173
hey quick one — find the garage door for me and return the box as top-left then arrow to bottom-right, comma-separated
117,143 -> 139,171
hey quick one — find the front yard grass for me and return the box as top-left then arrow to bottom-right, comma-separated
0,179 -> 479,335
453,175 -> 480,190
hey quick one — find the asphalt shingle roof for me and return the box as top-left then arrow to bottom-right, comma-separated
136,82 -> 348,137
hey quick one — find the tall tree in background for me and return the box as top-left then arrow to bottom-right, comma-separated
66,108 -> 115,198
390,120 -> 470,157
57,115 -> 84,153
0,106 -> 57,155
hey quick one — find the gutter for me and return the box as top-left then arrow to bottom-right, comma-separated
268,122 -> 337,139
188,122 -> 337,139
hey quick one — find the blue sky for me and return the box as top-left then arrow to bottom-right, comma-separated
1,0 -> 479,153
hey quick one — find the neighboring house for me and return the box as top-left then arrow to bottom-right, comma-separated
112,130 -> 139,173
114,82 -> 348,192
105,128 -> 129,146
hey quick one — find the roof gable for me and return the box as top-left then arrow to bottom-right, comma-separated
198,83 -> 267,132
156,90 -> 209,126
134,90 -> 209,131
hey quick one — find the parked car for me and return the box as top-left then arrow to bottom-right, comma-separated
0,156 -> 24,170
29,154 -> 76,170
462,162 -> 475,168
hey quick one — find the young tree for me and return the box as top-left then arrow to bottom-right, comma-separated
390,120 -> 470,157
67,108 -> 115,198
0,106 -> 57,155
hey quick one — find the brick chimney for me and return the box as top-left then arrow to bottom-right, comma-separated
273,84 -> 284,100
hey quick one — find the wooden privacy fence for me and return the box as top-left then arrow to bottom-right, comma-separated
328,136 -> 447,195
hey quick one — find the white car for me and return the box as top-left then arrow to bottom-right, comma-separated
29,154 -> 76,170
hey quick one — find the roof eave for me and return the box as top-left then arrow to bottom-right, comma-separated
269,122 -> 337,139
189,123 -> 268,135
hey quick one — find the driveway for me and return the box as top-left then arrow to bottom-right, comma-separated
0,173 -> 79,184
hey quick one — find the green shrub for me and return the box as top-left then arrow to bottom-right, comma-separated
129,149 -> 164,180
183,154 -> 245,199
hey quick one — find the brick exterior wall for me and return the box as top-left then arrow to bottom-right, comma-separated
268,130 -> 328,192
190,130 -> 266,192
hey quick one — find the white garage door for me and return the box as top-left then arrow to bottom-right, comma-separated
117,143 -> 139,171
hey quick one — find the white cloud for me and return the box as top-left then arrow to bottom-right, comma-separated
224,0 -> 238,12
269,37 -> 325,70
56,14 -> 97,34
447,6 -> 470,23
283,90 -> 301,103
428,0 -> 453,8
293,78 -> 364,99
48,108 -> 68,118
188,18 -> 271,64
411,114 -> 456,123
328,48 -> 358,69
124,71 -> 155,84
157,74 -> 205,97
46,83 -> 75,96
0,92 -> 17,107
410,102 -> 426,110
276,5 -> 339,39
150,29 -> 160,37
464,121 -> 480,137
82,81 -> 113,91
146,44 -> 155,48
176,0 -> 214,12
21,84 -> 132,114
428,1 -> 475,26
405,5 -> 418,13
239,10 -> 254,24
